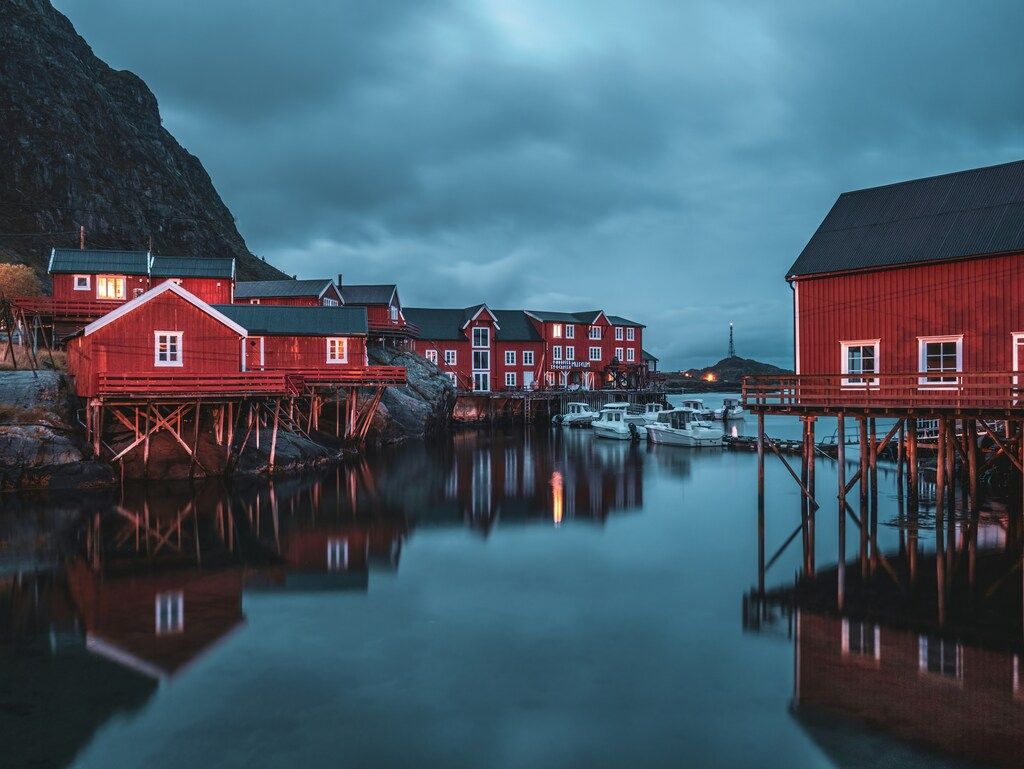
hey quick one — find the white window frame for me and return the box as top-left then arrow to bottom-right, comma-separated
323,297 -> 339,307
505,372 -> 516,388
553,346 -> 562,361
840,339 -> 880,388
523,350 -> 535,366
589,346 -> 601,361
155,591 -> 184,635
326,337 -> 347,364
154,331 -> 183,367
918,335 -> 963,388
96,274 -> 126,300
73,274 -> 90,291
472,349 -> 490,371
565,324 -> 575,339
390,305 -> 399,321
473,371 -> 490,392
626,348 -> 635,362
505,350 -> 516,366
552,323 -> 563,339
615,347 -> 624,361
425,349 -> 438,364
472,326 -> 490,348
841,618 -> 881,662
444,349 -> 457,366
445,372 -> 457,385
565,346 -> 575,361
626,327 -> 635,341
589,325 -> 601,340
615,326 -> 624,341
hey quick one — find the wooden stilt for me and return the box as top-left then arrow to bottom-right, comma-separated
269,399 -> 281,472
858,416 -> 869,577
836,413 -> 846,610
807,416 -> 816,576
757,411 -> 765,596
936,416 -> 947,626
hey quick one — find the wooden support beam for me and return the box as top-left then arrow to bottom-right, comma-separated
767,438 -> 819,510
757,411 -> 765,596
836,413 -> 846,610
269,398 -> 281,472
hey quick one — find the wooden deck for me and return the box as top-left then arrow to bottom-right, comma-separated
13,295 -> 123,322
743,372 -> 1024,416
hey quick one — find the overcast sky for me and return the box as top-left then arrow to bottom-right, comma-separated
55,1 -> 1024,370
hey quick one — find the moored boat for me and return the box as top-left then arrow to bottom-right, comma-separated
640,402 -> 669,424
553,401 -> 599,427
647,408 -> 724,447
713,397 -> 746,421
591,406 -> 647,441
679,399 -> 713,420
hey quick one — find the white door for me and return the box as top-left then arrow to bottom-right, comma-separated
523,371 -> 535,389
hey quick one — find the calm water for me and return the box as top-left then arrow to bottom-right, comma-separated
1,394 -> 1019,768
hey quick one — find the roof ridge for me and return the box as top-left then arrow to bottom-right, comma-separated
839,158 -> 1024,197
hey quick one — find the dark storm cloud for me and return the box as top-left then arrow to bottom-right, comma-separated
55,0 -> 1024,368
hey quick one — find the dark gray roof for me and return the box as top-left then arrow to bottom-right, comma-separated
49,248 -> 149,275
789,159 -> 1024,279
213,305 -> 367,336
642,349 -> 658,362
234,279 -> 336,299
491,310 -> 543,341
402,307 -> 470,341
338,284 -> 396,305
607,314 -> 645,328
526,310 -> 605,324
150,255 -> 234,279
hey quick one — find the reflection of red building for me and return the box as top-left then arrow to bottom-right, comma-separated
66,560 -> 244,679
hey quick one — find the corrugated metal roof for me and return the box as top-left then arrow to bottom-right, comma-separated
338,284 -> 396,305
527,310 -> 605,324
402,308 -> 470,341
234,279 -> 335,299
213,305 -> 368,336
49,248 -> 150,275
789,159 -> 1024,278
606,314 -> 645,328
150,255 -> 235,279
491,310 -> 543,341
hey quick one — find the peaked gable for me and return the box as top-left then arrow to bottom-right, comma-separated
83,280 -> 248,338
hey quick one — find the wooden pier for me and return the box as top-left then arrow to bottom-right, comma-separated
452,388 -> 666,425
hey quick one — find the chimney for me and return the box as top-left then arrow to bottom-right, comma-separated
337,273 -> 343,287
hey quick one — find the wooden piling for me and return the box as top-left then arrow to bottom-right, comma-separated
836,413 -> 846,610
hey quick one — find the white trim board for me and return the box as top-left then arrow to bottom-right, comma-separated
83,280 -> 248,338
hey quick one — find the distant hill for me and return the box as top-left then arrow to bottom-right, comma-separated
0,0 -> 287,284
664,356 -> 792,390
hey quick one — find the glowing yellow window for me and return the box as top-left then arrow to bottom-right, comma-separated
96,275 -> 125,300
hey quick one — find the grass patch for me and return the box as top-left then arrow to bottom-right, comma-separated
0,344 -> 67,371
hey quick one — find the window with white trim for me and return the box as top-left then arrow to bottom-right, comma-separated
505,372 -> 516,388
444,349 -> 457,366
553,346 -> 562,361
841,619 -> 880,661
327,337 -> 347,363
154,332 -> 183,367
589,346 -> 601,361
918,336 -> 962,386
425,349 -> 438,364
841,340 -> 879,386
552,323 -> 563,339
323,297 -> 339,306
155,591 -> 184,635
505,350 -> 516,365
73,274 -> 90,291
472,327 -> 489,348
472,350 -> 489,370
565,324 -> 575,339
626,327 -> 635,341
523,350 -> 535,366
473,372 -> 490,392
327,538 -> 349,570
390,305 -> 399,321
96,275 -> 125,300
615,347 -> 624,361
589,326 -> 601,340
626,348 -> 635,362
919,635 -> 962,679
615,326 -> 624,341
565,346 -> 575,360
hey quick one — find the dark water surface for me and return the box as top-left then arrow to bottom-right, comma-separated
1,396 -> 1019,768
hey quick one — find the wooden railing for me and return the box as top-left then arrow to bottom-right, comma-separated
257,366 -> 408,387
742,372 -> 1024,412
368,319 -> 420,337
13,295 -> 124,320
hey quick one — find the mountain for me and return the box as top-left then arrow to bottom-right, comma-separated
675,355 -> 792,386
0,0 -> 287,283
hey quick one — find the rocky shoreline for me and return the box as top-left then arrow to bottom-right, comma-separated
0,350 -> 455,492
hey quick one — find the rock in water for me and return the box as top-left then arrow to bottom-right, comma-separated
0,0 -> 286,282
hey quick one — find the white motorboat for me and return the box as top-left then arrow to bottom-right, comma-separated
640,402 -> 669,424
647,408 -> 725,447
553,402 -> 599,427
679,398 -> 713,420
713,397 -> 746,421
591,406 -> 647,441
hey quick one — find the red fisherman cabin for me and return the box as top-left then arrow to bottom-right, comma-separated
48,248 -> 150,307
149,255 -> 235,304
233,278 -> 341,307
337,281 -> 418,340
747,159 -> 1024,413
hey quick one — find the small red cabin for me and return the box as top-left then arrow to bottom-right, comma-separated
233,278 -> 341,307
149,255 -> 235,304
762,159 -> 1024,411
338,281 -> 417,339
49,248 -> 150,304
66,281 -> 247,397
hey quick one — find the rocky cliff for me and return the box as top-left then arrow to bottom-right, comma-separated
0,0 -> 286,282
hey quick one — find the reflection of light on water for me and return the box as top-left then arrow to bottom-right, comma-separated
551,471 -> 563,527
731,425 -> 739,438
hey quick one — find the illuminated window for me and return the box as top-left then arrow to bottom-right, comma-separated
73,275 -> 90,291
155,591 -> 184,635
96,275 -> 125,300
425,349 -> 438,364
154,332 -> 182,367
523,351 -> 535,366
326,337 -> 347,364
552,324 -> 563,338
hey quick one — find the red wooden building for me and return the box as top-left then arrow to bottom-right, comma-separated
337,281 -> 418,340
47,248 -> 151,308
233,278 -> 342,306
149,255 -> 235,304
748,159 -> 1024,412
526,310 -> 646,390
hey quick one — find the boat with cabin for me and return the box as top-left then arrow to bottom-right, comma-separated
640,402 -> 669,424
679,399 -> 713,420
553,402 -> 599,427
591,406 -> 647,441
713,397 -> 746,421
647,408 -> 725,447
